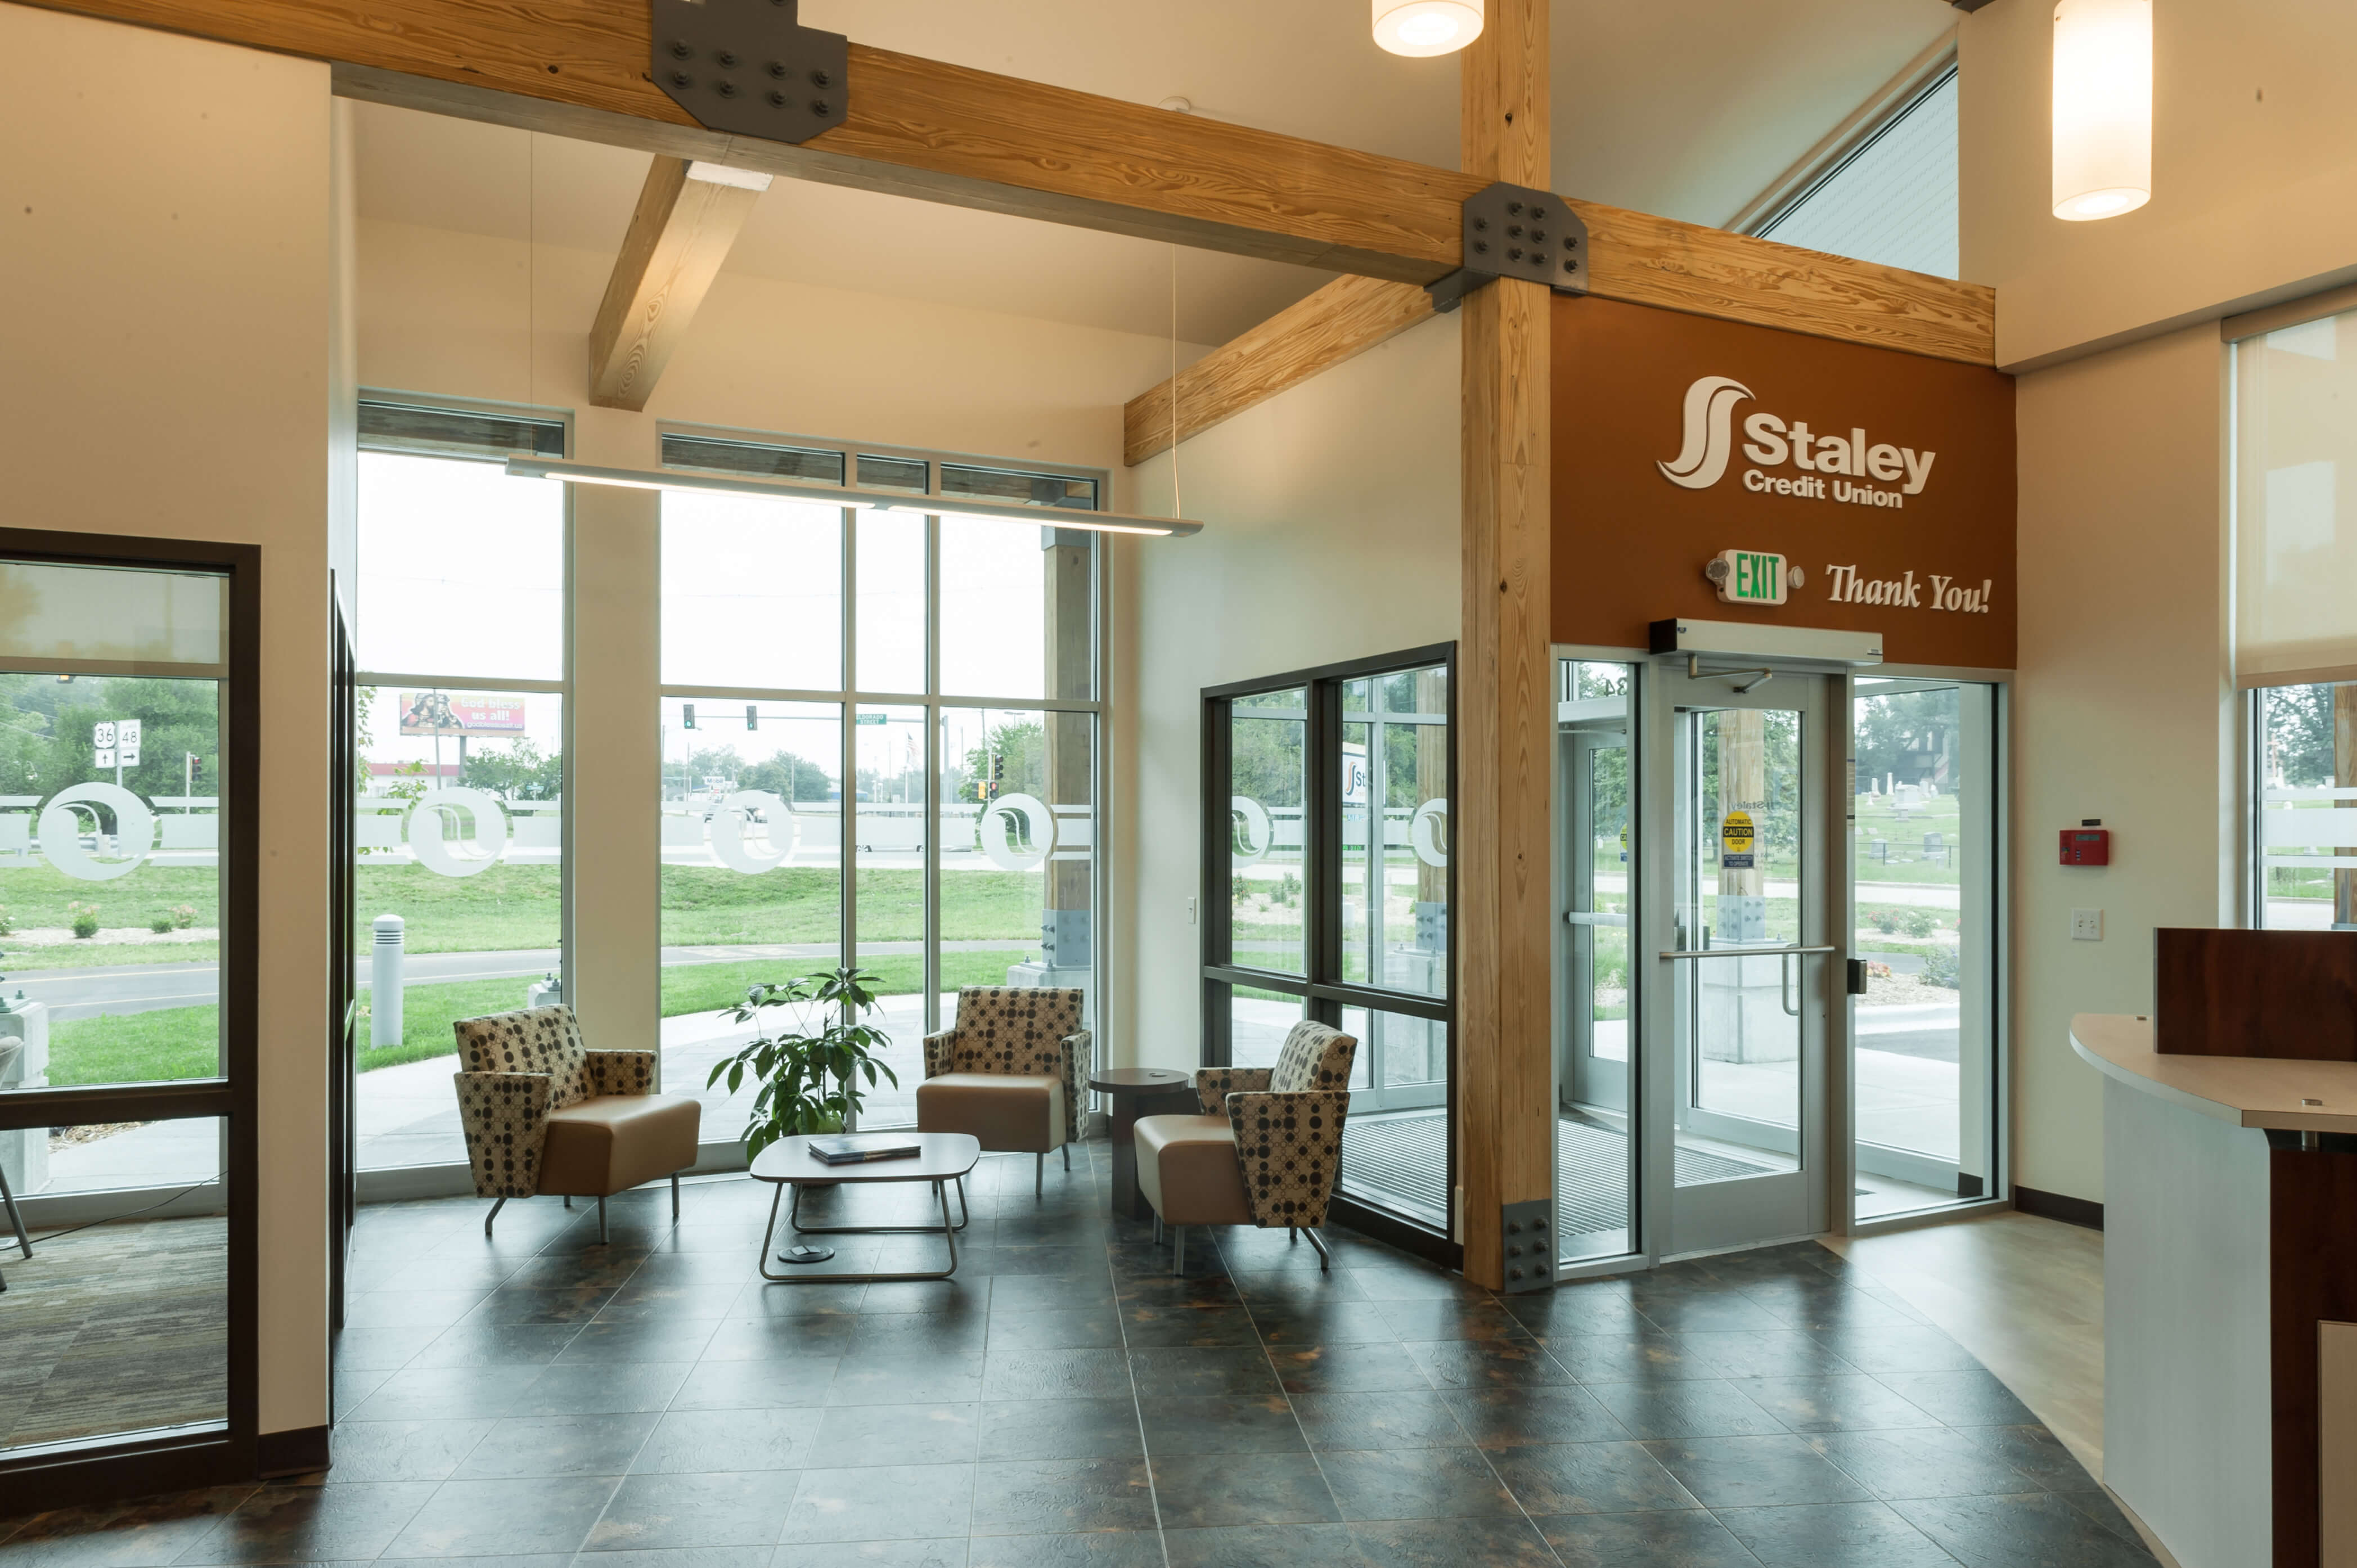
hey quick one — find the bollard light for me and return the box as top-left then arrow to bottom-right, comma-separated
371,913 -> 406,1049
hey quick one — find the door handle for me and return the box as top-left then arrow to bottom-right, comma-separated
1781,950 -> 1801,1017
1657,944 -> 1838,961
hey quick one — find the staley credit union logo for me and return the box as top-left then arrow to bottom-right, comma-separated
1657,376 -> 1936,509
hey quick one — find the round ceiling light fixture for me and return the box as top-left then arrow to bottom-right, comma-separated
1372,0 -> 1484,57
2052,0 -> 2152,221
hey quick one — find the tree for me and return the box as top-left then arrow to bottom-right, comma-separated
956,719 -> 1043,804
740,750 -> 836,803
460,738 -> 564,800
48,676 -> 220,801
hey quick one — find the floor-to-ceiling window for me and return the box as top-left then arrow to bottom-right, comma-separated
350,398 -> 570,1175
656,432 -> 1106,1138
1555,658 -> 1639,1267
1203,647 -> 1454,1249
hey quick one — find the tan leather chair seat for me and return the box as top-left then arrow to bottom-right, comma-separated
539,1093 -> 701,1196
1135,1114 -> 1251,1226
916,1073 -> 1064,1154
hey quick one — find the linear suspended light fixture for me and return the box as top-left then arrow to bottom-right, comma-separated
503,457 -> 1204,537
2052,0 -> 2152,221
1372,0 -> 1483,57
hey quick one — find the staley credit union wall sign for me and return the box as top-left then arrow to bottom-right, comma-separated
1553,296 -> 2016,669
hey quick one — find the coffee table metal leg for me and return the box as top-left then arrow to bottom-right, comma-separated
758,1177 -> 968,1285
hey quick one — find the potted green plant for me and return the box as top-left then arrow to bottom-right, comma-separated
706,966 -> 901,1158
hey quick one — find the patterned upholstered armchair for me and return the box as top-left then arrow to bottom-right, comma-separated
452,1004 -> 701,1242
1133,1020 -> 1357,1272
917,986 -> 1089,1197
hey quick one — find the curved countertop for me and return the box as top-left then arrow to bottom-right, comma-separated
2072,1012 -> 2357,1133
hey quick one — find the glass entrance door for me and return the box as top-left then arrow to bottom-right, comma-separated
1648,664 -> 1832,1255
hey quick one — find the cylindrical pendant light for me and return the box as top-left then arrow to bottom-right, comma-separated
1372,0 -> 1484,57
2052,0 -> 2152,220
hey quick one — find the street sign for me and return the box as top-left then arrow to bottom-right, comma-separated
93,722 -> 115,748
118,718 -> 141,767
95,747 -> 115,768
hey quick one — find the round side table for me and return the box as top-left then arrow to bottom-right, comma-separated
1089,1067 -> 1198,1221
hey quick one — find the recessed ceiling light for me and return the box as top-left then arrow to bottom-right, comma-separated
1372,0 -> 1484,58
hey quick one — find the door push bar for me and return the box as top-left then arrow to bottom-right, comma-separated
1657,944 -> 1841,961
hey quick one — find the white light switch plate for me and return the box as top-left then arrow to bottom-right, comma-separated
2072,908 -> 2104,941
1186,895 -> 1198,925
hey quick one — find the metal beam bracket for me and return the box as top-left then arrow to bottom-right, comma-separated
1500,1198 -> 1555,1292
1427,183 -> 1589,313
650,0 -> 849,144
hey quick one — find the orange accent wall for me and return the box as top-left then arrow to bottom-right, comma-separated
1552,295 -> 2017,668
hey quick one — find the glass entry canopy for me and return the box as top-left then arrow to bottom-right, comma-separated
1648,663 -> 1834,1256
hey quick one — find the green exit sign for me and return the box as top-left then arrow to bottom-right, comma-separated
1712,549 -> 1789,606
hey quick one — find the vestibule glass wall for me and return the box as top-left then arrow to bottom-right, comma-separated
352,399 -> 570,1174
658,432 -> 1105,1137
1203,648 -> 1454,1245
1555,659 -> 1638,1268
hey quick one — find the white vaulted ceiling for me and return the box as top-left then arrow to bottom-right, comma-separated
354,0 -> 1960,344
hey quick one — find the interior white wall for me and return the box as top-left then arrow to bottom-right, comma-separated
1117,314 -> 1462,1070
0,3 -> 334,1434
1962,0 -> 2357,369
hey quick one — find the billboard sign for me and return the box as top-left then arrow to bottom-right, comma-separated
399,692 -> 529,737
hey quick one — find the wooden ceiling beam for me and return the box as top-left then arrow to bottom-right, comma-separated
587,157 -> 768,412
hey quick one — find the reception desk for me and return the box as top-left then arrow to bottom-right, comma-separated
2073,1012 -> 2357,1568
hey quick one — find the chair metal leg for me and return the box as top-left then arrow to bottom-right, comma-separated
597,1196 -> 609,1245
1304,1228 -> 1332,1272
483,1196 -> 507,1238
1172,1224 -> 1186,1276
1035,1152 -> 1044,1199
1152,1215 -> 1162,1245
563,1196 -> 572,1209
0,1163 -> 30,1260
671,1172 -> 681,1223
1061,1145 -> 1070,1172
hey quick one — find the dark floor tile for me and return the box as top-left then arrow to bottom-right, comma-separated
963,1530 -> 1160,1568
1872,1368 -> 2037,1427
1148,1451 -> 1342,1529
825,1353 -> 986,1407
344,1292 -> 491,1331
1749,1286 -> 1921,1333
978,1347 -> 1133,1401
1228,1269 -> 1369,1306
669,1358 -> 838,1411
1119,1302 -> 1261,1348
812,1403 -> 981,1468
324,1420 -> 496,1485
1489,1440 -> 1699,1515
332,1326 -> 446,1373
1812,1324 -> 1983,1376
557,1317 -> 723,1364
972,1397 -> 1143,1463
2059,1485 -> 2153,1547
1736,1373 -> 1940,1434
1715,1499 -> 1954,1566
1808,1425 -> 2052,1500
453,1413 -> 660,1479
1547,1333 -> 1713,1385
465,1286 -> 617,1326
577,1549 -> 772,1568
1535,1507 -> 1756,1567
1891,1490 -> 2160,1566
1958,1425 -> 2099,1492
629,1407 -> 816,1473
1159,1522 -> 1364,1568
1501,1282 -> 1650,1340
596,1279 -> 746,1322
1673,1330 -> 1859,1382
847,1313 -> 991,1358
1138,1393 -> 1305,1457
698,1317 -> 854,1363
514,1360 -> 691,1417
1370,1299 -> 1532,1344
1442,1385 -> 1630,1449
382,1474 -> 620,1558
1347,1515 -> 1560,1567
1346,1268 -> 1494,1305
586,1471 -> 798,1552
1585,1378 -> 1786,1440
348,1364 -> 546,1423
980,1307 -> 1122,1350
979,1276 -> 1108,1315
1401,1337 -> 1570,1390
406,1323 -> 582,1369
371,1556 -> 566,1568
1127,1345 -> 1281,1399
1621,1286 -> 1788,1335
1249,1301 -> 1400,1346
1317,1445 -> 1518,1522
968,1457 -> 1156,1535
1271,1342 -> 1433,1395
0,1487 -> 256,1568
1215,1228 -> 1347,1273
1642,1435 -> 1873,1511
779,1465 -> 975,1544
173,1483 -> 440,1566
507,1250 -> 653,1291
1292,1389 -> 1472,1450
771,1542 -> 967,1568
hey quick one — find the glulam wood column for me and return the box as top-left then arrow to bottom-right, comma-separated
1455,0 -> 1554,1290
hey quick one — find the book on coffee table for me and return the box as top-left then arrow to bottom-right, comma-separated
806,1135 -> 923,1165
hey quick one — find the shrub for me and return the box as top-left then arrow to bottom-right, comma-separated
1900,908 -> 1937,938
1923,944 -> 1961,989
171,903 -> 198,930
0,908 -> 13,936
1231,875 -> 1250,905
1869,908 -> 1900,934
68,901 -> 100,940
150,914 -> 177,934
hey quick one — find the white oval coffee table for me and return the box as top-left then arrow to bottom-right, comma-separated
749,1132 -> 980,1283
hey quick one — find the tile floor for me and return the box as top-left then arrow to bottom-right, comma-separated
0,1148 -> 2154,1567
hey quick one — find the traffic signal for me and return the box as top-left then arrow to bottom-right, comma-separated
745,705 -> 758,731
682,704 -> 696,730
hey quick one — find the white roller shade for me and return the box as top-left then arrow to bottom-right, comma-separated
2235,309 -> 2357,688
0,559 -> 226,674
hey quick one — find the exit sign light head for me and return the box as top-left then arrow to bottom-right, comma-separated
1708,548 -> 1789,606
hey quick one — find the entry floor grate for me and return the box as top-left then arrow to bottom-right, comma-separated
1341,1109 -> 1775,1240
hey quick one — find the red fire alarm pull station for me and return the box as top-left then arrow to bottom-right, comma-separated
2061,819 -> 2110,866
